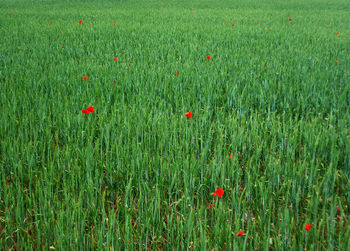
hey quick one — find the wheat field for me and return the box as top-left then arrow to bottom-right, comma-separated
0,0 -> 349,249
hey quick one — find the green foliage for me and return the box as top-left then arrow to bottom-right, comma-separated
0,0 -> 349,249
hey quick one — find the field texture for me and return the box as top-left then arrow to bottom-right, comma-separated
0,0 -> 350,249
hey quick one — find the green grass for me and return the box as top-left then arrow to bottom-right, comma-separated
0,0 -> 349,249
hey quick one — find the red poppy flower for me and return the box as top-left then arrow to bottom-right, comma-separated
229,153 -> 233,158
62,46 -> 64,48
336,206 -> 340,213
335,59 -> 338,63
114,57 -> 118,61
185,112 -> 192,118
83,76 -> 88,81
236,230 -> 244,236
175,71 -> 178,76
305,224 -> 311,231
232,24 -> 234,27
79,20 -> 82,24
208,204 -> 215,208
329,25 -> 331,28
113,83 -> 116,87
87,106 -> 94,113
128,62 -> 131,65
81,109 -> 89,114
206,56 -> 211,60
267,26 -> 270,28
336,32 -> 340,35
49,23 -> 51,26
289,18 -> 292,21
257,22 -> 260,24
113,24 -> 116,26
213,188 -> 224,198
202,217 -> 205,219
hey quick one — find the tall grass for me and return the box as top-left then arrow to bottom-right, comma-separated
0,0 -> 349,249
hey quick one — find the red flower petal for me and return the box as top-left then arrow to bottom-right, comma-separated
185,112 -> 192,118
114,57 -> 118,61
81,109 -> 89,114
257,22 -> 260,24
113,24 -> 116,26
336,32 -> 340,35
236,230 -> 244,236
86,106 -> 94,113
232,24 -> 234,27
83,76 -> 88,81
208,204 -> 215,208
289,18 -> 292,21
305,224 -> 311,231
62,46 -> 64,48
337,206 -> 341,213
206,56 -> 211,60
213,188 -> 224,198
79,20 -> 82,24
229,153 -> 233,158
267,26 -> 270,28
128,62 -> 131,65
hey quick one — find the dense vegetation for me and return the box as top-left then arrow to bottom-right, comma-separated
0,0 -> 349,249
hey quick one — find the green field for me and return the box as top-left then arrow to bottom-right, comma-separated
1,0 -> 350,249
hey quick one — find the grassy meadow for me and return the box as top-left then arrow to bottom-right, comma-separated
0,0 -> 350,249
